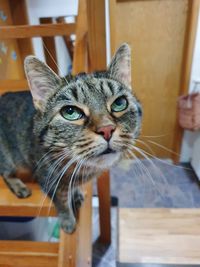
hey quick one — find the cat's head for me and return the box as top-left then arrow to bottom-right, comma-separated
24,43 -> 142,169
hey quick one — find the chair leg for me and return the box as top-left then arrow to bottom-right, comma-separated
97,171 -> 111,244
58,181 -> 93,267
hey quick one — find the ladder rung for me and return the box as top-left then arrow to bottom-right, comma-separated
0,80 -> 28,93
0,177 -> 56,217
0,23 -> 76,39
0,241 -> 58,267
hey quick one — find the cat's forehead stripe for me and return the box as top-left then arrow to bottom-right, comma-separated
54,77 -> 127,108
70,86 -> 78,101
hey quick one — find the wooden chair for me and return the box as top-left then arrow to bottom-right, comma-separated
0,0 -> 111,266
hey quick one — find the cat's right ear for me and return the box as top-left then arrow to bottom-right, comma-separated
24,56 -> 61,112
108,43 -> 131,89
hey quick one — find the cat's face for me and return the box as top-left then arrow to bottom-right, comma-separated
25,44 -> 142,169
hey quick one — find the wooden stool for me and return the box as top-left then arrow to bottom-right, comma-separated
0,177 -> 93,267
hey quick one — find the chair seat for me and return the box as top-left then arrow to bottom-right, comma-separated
0,177 -> 56,217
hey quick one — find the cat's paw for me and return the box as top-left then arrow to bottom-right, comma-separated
6,178 -> 32,198
72,188 -> 84,211
60,216 -> 76,234
16,186 -> 32,198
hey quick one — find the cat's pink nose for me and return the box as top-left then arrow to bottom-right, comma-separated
97,125 -> 116,141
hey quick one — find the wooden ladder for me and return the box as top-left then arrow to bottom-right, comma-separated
0,0 -> 111,266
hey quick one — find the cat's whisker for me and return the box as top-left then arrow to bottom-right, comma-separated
124,150 -> 146,186
120,136 -> 192,172
67,159 -> 84,215
127,148 -> 167,197
34,148 -> 57,172
116,139 -> 168,194
42,41 -> 69,84
36,153 -> 67,217
70,158 -> 86,216
38,149 -> 70,196
37,154 -> 77,217
145,139 -> 180,157
44,150 -> 72,193
114,141 -> 153,187
140,134 -> 169,138
135,139 -> 156,156
135,145 -> 192,171
127,144 -> 169,190
127,148 -> 156,187
47,156 -> 81,217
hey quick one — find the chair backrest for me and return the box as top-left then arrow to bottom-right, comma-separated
0,0 -> 77,95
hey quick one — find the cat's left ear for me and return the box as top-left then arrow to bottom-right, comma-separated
108,43 -> 131,89
24,56 -> 62,112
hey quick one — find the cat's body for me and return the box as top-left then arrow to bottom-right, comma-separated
0,92 -> 35,175
0,44 -> 142,233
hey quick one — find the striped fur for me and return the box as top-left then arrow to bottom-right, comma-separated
0,44 -> 142,233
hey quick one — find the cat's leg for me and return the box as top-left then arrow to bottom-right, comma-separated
0,142 -> 32,198
3,173 -> 32,198
54,187 -> 84,233
54,189 -> 76,233
72,187 -> 84,213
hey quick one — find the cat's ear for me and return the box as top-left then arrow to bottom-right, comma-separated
24,56 -> 61,111
108,43 -> 131,88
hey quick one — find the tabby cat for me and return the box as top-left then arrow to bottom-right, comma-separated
0,44 -> 142,233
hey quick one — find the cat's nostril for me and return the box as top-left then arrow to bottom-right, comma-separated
96,125 -> 116,141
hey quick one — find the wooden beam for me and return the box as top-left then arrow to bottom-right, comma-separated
58,181 -> 93,267
173,0 -> 200,162
9,0 -> 33,63
87,0 -> 107,71
97,171 -> 111,244
57,17 -> 74,60
0,23 -> 76,39
76,181 -> 93,267
0,178 -> 56,217
109,0 -> 117,55
0,241 -> 58,267
40,17 -> 58,74
87,0 -> 111,245
0,80 -> 28,93
72,0 -> 88,75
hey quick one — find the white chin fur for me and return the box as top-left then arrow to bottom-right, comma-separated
85,152 -> 121,169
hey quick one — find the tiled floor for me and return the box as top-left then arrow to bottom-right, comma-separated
110,159 -> 200,208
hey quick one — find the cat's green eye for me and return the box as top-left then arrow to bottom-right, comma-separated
60,106 -> 84,121
111,96 -> 128,112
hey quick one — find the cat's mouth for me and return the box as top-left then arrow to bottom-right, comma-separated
98,147 -> 116,156
86,147 -> 120,169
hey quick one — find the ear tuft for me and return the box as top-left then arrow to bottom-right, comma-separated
24,56 -> 61,111
108,43 -> 131,88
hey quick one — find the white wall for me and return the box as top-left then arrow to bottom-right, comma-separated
180,9 -> 200,162
26,0 -> 111,72
26,0 -> 78,76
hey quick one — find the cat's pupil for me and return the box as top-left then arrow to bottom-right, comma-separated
115,97 -> 125,106
67,107 -> 74,115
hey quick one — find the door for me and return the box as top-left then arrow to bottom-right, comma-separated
109,0 -> 199,159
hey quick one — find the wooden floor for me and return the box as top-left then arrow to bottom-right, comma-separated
119,208 -> 200,265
